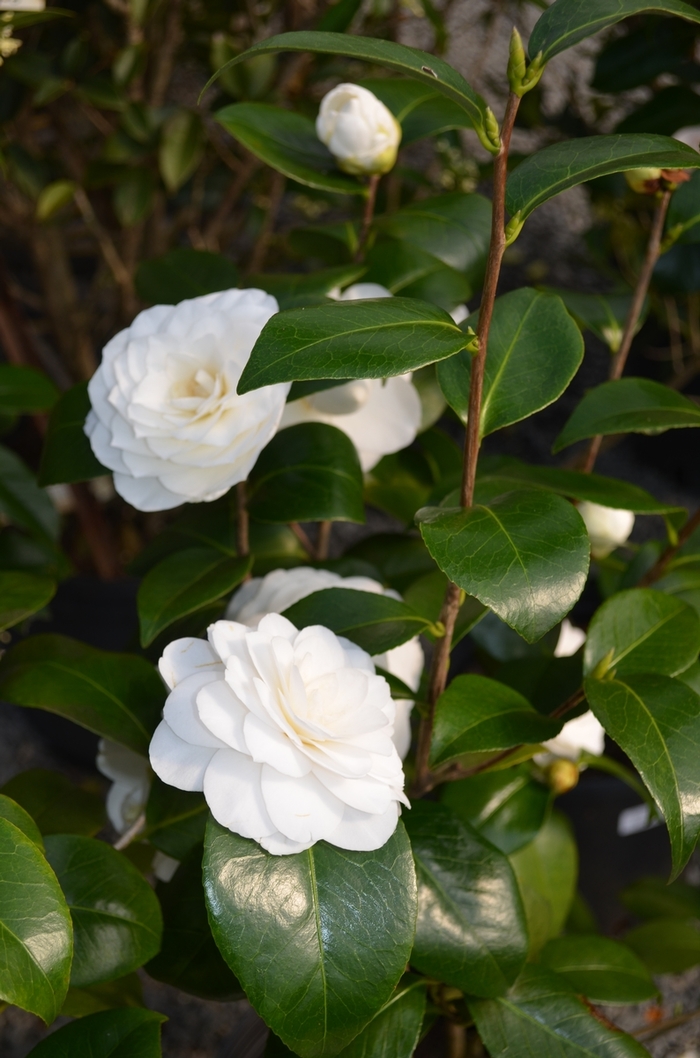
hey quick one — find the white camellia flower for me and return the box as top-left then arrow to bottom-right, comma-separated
149,614 -> 408,855
554,619 -> 586,658
96,739 -> 151,834
578,501 -> 635,559
226,567 -> 424,758
673,126 -> 700,150
317,83 -> 402,176
85,289 -> 289,512
537,619 -> 605,763
280,283 -> 422,470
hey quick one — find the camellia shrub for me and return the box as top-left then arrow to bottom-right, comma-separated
3,0 -> 700,1055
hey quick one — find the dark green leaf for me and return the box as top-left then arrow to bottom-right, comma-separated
402,569 -> 486,646
38,382 -> 107,486
666,169 -> 700,245
25,1008 -> 166,1057
0,443 -> 59,545
1,769 -> 105,837
0,817 -> 72,1024
374,192 -> 491,280
44,835 -> 162,988
138,548 -> 251,647
506,135 -> 700,222
248,423 -> 364,523
250,265 -> 366,310
539,936 -> 657,1004
625,918 -> 700,973
208,32 -> 497,153
0,365 -> 58,413
60,973 -> 144,1018
584,588 -> 700,678
430,674 -> 561,766
509,812 -> 578,954
0,793 -> 43,848
360,78 -> 471,143
135,249 -> 239,305
0,570 -> 55,631
469,965 -> 649,1058
438,289 -> 583,436
0,635 -> 165,755
113,169 -> 155,227
333,978 -> 426,1058
238,299 -> 467,394
364,450 -> 432,525
144,779 -> 208,860
282,587 -> 431,653
554,378 -> 700,451
543,288 -> 645,353
586,673 -> 700,877
364,237 -> 470,309
345,533 -> 436,593
529,0 -> 700,64
418,490 -> 589,643
159,109 -> 204,192
621,875 -> 700,920
616,84 -> 700,137
441,765 -> 551,854
217,103 -> 361,195
203,817 -> 417,1057
406,800 -> 527,997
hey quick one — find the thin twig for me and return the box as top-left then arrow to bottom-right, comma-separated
73,187 -> 136,317
113,812 -> 146,851
316,520 -> 332,561
236,482 -> 250,559
640,506 -> 700,586
632,1005 -> 700,1041
354,174 -> 380,263
248,172 -> 285,273
148,0 -> 184,108
204,156 -> 259,251
290,522 -> 316,558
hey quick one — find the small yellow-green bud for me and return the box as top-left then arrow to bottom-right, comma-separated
547,759 -> 580,795
482,107 -> 501,153
508,27 -> 527,95
504,211 -> 524,247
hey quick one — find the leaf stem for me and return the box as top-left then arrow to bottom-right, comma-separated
354,173 -> 381,263
316,520 -> 332,561
112,811 -> 146,851
581,189 -> 672,474
632,1004 -> 700,1041
640,504 -> 700,586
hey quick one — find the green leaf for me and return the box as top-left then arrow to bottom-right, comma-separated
554,377 -> 700,451
509,812 -> 578,955
248,423 -> 364,523
402,570 -> 486,647
506,135 -> 700,223
469,965 -> 649,1058
144,779 -> 207,860
113,169 -> 154,228
437,289 -> 583,437
539,936 -> 657,1004
158,109 -> 204,192
0,793 -> 44,848
282,587 -> 431,653
0,635 -> 165,755
430,674 -> 562,767
60,973 -> 144,1018
38,382 -> 107,486
625,917 -> 700,973
528,0 -> 700,64
0,443 -> 59,546
360,78 -> 472,143
585,673 -> 700,877
406,800 -> 528,997
44,835 -> 162,988
666,169 -> 700,245
203,817 -> 417,1058
145,850 -> 243,1001
417,490 -> 589,643
345,533 -> 436,593
217,103 -> 362,195
543,288 -> 645,353
25,1008 -> 166,1057
238,299 -> 467,394
135,249 -> 239,305
584,588 -> 700,679
0,817 -> 73,1024
333,978 -> 426,1058
1,770 -> 105,837
621,875 -> 700,920
441,766 -> 551,854
0,570 -> 55,631
138,548 -> 251,647
207,32 -> 498,154
364,237 -> 471,310
250,265 -> 367,310
0,365 -> 58,413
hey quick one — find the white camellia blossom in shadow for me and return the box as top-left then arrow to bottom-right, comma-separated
280,283 -> 422,471
578,501 -> 635,560
535,620 -> 605,763
226,567 -> 424,758
85,289 -> 289,511
149,614 -> 408,855
317,83 -> 401,176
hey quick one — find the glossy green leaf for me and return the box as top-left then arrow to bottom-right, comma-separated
506,135 -> 700,223
248,423 -> 364,523
621,875 -> 700,920
360,78 -> 471,143
146,850 -> 242,1001
38,382 -> 106,486
60,973 -> 144,1018
1,770 -> 105,837
158,109 -> 204,192
364,449 -> 433,525
334,978 -> 426,1058
138,548 -> 251,647
469,965 -> 648,1058
625,917 -> 700,973
203,817 -> 417,1058
25,1008 -> 166,1057
539,936 -> 657,1004
586,673 -> 700,877
406,801 -> 527,997
283,587 -> 431,654
45,835 -> 162,988
207,32 -> 497,153
0,365 -> 58,413
418,490 -> 589,642
554,378 -> 700,451
364,237 -> 471,310
402,569 -> 486,647
529,0 -> 700,64
438,289 -> 583,437
441,766 -> 551,855
217,103 -> 361,195
135,249 -> 239,305
430,675 -> 561,767
0,793 -> 43,848
345,534 -> 436,593
251,265 -> 366,310
0,443 -> 59,546
0,635 -> 165,755
584,588 -> 700,679
543,288 -> 645,353
238,299 -> 467,394
509,812 -> 578,955
0,817 -> 73,1024
144,779 -> 207,861
0,570 -> 55,631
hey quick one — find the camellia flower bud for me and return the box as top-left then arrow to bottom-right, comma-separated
625,166 -> 690,194
578,501 -> 635,560
316,84 -> 402,177
546,758 -> 580,795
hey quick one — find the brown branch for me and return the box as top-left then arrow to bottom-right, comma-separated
316,520 -> 332,561
290,522 -> 316,558
354,174 -> 380,263
73,187 -> 136,318
248,172 -> 286,274
236,482 -> 250,560
640,505 -> 700,586
413,582 -> 461,793
632,1005 -> 700,1041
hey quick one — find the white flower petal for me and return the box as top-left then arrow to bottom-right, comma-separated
164,671 -> 227,748
196,679 -> 248,752
243,713 -> 312,777
159,637 -> 221,690
329,802 -> 402,852
149,720 -> 217,791
203,749 -> 277,839
261,766 -> 345,845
